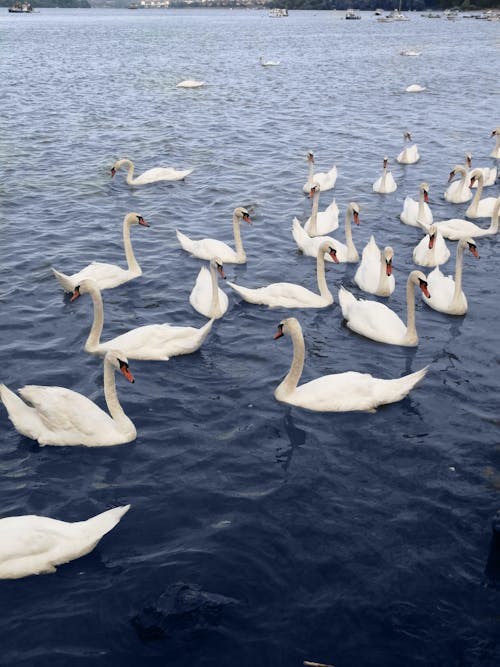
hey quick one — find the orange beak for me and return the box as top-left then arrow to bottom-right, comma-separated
111,167 -> 116,177
217,265 -> 226,279
419,280 -> 430,298
70,287 -> 81,302
353,211 -> 360,225
243,213 -> 252,225
120,365 -> 135,383
386,260 -> 392,276
138,217 -> 150,227
424,191 -> 429,204
428,234 -> 435,250
329,249 -> 340,264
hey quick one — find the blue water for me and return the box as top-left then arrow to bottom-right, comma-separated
0,7 -> 499,666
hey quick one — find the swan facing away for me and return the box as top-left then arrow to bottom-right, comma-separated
338,270 -> 430,346
302,151 -> 337,193
70,279 -> 213,360
400,182 -> 433,227
227,241 -> 339,309
259,56 -> 280,66
354,236 -> 395,297
400,50 -> 422,57
52,212 -> 150,292
190,258 -> 228,319
412,225 -> 450,267
0,505 -> 130,580
0,351 -> 136,446
405,84 -> 426,92
444,165 -> 472,204
465,153 -> 497,187
421,238 -> 479,316
397,132 -> 420,164
433,196 -> 500,240
303,183 -> 339,236
111,158 -> 193,185
373,157 -> 397,193
491,127 -> 500,159
466,170 -> 499,219
176,207 -> 252,263
176,79 -> 205,88
273,318 -> 428,413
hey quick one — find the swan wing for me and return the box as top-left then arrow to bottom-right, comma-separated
434,219 -> 480,240
304,200 -> 339,235
422,267 -> 458,312
228,282 -> 330,308
339,288 -> 406,342
102,322 -> 212,359
354,237 -> 381,292
176,232 -> 237,262
189,266 -> 228,318
133,167 -> 193,184
69,263 -> 132,290
291,220 -> 336,261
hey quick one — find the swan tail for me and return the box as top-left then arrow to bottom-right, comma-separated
0,384 -> 41,440
227,282 -> 261,304
74,505 -> 130,550
176,230 -> 196,254
51,268 -> 74,293
338,286 -> 357,318
378,366 -> 428,404
198,318 -> 214,343
292,217 -> 308,248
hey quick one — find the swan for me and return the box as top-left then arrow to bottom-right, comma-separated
400,182 -> 433,227
227,241 -> 339,309
354,236 -> 395,296
338,270 -> 430,346
412,224 -> 450,267
70,279 -> 214,360
464,153 -> 497,187
273,317 -> 428,412
111,158 -> 193,185
0,505 -> 130,580
490,127 -> 500,159
405,84 -> 426,92
292,202 -> 360,263
302,151 -> 337,193
52,212 -> 150,293
0,350 -> 136,446
397,132 -> 420,164
303,183 -> 339,236
259,57 -> 280,66
176,207 -> 252,264
433,196 -> 500,240
421,238 -> 479,316
373,157 -> 397,193
466,170 -> 499,219
400,50 -> 421,57
176,79 -> 205,88
444,165 -> 472,203
189,258 -> 228,319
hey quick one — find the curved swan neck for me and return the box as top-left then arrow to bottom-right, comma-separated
123,217 -> 140,273
307,159 -> 314,187
377,253 -> 389,294
276,322 -> 305,397
309,189 -> 320,235
210,262 -> 221,316
404,275 -> 418,343
103,360 -> 134,432
470,172 -> 484,213
344,206 -> 358,260
232,214 -> 245,261
488,200 -> 500,233
451,242 -> 465,305
316,249 -> 331,299
85,284 -> 104,352
122,159 -> 135,185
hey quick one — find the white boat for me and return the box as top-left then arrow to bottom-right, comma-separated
8,1 -> 33,12
346,8 -> 361,20
269,8 -> 288,17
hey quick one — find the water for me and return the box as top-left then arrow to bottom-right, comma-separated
0,8 -> 499,666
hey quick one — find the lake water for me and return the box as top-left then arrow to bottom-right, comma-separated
0,7 -> 499,666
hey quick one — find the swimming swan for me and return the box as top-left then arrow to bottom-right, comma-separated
397,132 -> 420,164
176,79 -> 205,88
490,127 -> 500,159
0,350 -> 136,446
303,182 -> 339,236
338,270 -> 430,346
400,182 -> 433,227
52,212 -> 150,292
444,165 -> 472,204
412,224 -> 450,267
302,151 -> 337,193
433,196 -> 500,240
373,157 -> 397,193
466,169 -> 499,219
0,505 -> 130,580
273,317 -> 428,412
189,258 -> 228,319
354,236 -> 395,296
176,207 -> 252,263
111,158 -> 193,185
464,152 -> 497,187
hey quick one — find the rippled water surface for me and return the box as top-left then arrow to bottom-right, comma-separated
1,8 -> 500,666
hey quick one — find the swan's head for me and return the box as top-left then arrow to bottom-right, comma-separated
234,207 -> 252,225
469,168 -> 483,187
307,151 -> 314,163
69,278 -> 99,302
273,317 -> 299,340
105,350 -> 135,383
459,237 -> 480,259
319,241 -> 340,263
349,202 -> 360,224
426,225 -> 437,249
110,158 -> 130,177
383,156 -> 389,168
210,257 -> 226,280
491,128 -> 500,137
125,212 -> 150,228
383,247 -> 394,275
404,131 -> 412,141
410,270 -> 430,298
308,182 -> 321,198
419,182 -> 430,203
465,152 -> 473,168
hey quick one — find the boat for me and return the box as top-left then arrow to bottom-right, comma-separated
269,8 -> 288,17
378,1 -> 409,22
8,1 -> 33,11
345,8 -> 361,20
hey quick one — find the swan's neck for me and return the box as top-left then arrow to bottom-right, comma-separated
232,215 -> 245,261
275,324 -> 305,398
210,263 -> 221,317
123,219 -> 141,275
470,175 -> 484,213
316,251 -> 331,300
85,285 -> 104,352
121,159 -> 135,185
307,160 -> 314,187
344,208 -> 358,261
377,254 -> 390,295
103,361 -> 134,433
487,203 -> 500,233
417,189 -> 426,221
309,190 -> 320,235
404,277 -> 418,344
381,166 -> 388,187
450,243 -> 465,308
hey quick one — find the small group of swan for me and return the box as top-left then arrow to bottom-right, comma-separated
111,158 -> 193,186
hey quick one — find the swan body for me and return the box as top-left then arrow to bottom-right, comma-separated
466,169 -> 499,219
354,236 -> 395,296
273,318 -> 428,412
405,84 -> 426,92
0,505 -> 130,580
338,270 -> 430,346
71,280 -> 213,360
373,157 -> 397,193
412,225 -> 450,267
302,151 -> 337,193
400,182 -> 433,227
444,165 -> 472,203
259,57 -> 280,66
303,183 -> 339,236
0,351 -> 136,446
397,131 -> 420,164
490,127 -> 500,159
433,197 -> 500,240
52,213 -> 150,292
464,153 -> 497,187
111,158 -> 193,185
189,258 -> 228,319
421,238 -> 479,316
227,241 -> 338,309
176,207 -> 251,263
176,79 -> 205,88
400,50 -> 421,57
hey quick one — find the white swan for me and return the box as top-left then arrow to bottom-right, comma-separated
444,165 -> 472,203
259,56 -> 280,66
176,207 -> 252,264
273,317 -> 428,412
397,132 -> 420,164
433,196 -> 500,240
303,183 -> 339,236
189,258 -> 228,319
412,224 -> 450,267
490,127 -> 500,159
292,202 -> 360,263
302,151 -> 337,193
466,169 -> 499,219
227,241 -> 339,309
111,158 -> 193,185
421,238 -> 479,316
400,50 -> 421,57
176,79 -> 205,88
354,236 -> 395,296
400,182 -> 433,227
0,505 -> 130,580
373,157 -> 397,193
0,350 -> 136,446
338,270 -> 430,346
464,152 -> 497,187
405,84 -> 426,92
70,279 -> 213,360
52,212 -> 150,293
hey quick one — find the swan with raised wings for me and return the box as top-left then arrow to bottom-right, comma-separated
52,212 -> 150,292
0,505 -> 130,580
0,351 -> 136,446
433,196 -> 500,240
190,258 -> 228,319
444,165 -> 472,203
464,153 -> 497,187
176,207 -> 252,263
303,183 -> 339,236
490,127 -> 500,159
70,279 -> 213,360
373,157 -> 397,193
421,238 -> 479,316
227,241 -> 339,308
354,236 -> 395,296
412,224 -> 450,267
466,169 -> 499,219
273,318 -> 428,412
302,151 -> 337,193
111,158 -> 192,185
400,182 -> 433,227
397,132 -> 420,164
338,271 -> 430,346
